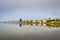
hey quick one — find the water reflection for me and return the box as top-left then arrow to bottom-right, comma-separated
0,24 -> 60,40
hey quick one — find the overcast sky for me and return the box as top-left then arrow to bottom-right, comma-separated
0,0 -> 60,21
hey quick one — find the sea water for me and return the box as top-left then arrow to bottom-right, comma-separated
0,24 -> 60,40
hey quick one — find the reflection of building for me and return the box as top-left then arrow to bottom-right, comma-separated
46,18 -> 60,28
0,18 -> 60,28
21,20 -> 46,26
0,21 -> 19,24
20,18 -> 60,28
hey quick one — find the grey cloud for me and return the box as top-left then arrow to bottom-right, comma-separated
0,0 -> 60,8
0,0 -> 60,12
0,0 -> 60,17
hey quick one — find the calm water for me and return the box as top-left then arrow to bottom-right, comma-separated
0,24 -> 60,40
